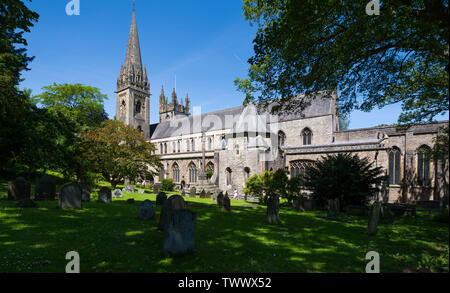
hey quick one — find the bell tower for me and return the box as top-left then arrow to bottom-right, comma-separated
115,7 -> 151,139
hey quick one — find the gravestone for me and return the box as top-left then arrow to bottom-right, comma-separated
327,198 -> 340,217
112,189 -> 123,198
35,175 -> 56,200
59,183 -> 82,209
158,194 -> 187,230
138,189 -> 145,194
190,187 -> 196,198
200,189 -> 206,199
293,196 -> 305,212
222,193 -> 231,212
138,200 -> 156,220
81,186 -> 91,202
153,183 -> 161,195
181,190 -> 186,197
156,192 -> 167,206
217,192 -> 224,207
267,194 -> 280,224
163,209 -> 197,256
98,187 -> 112,203
381,205 -> 395,224
123,185 -> 135,193
303,199 -> 316,211
367,202 -> 381,236
16,198 -> 37,208
8,177 -> 31,201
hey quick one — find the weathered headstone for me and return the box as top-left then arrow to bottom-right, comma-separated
112,189 -> 123,198
303,199 -> 316,211
367,202 -> 381,236
190,187 -> 196,198
153,183 -> 161,195
8,177 -> 31,201
200,189 -> 206,198
138,189 -> 145,194
138,199 -> 156,220
222,193 -> 231,212
217,192 -> 224,207
327,198 -> 340,217
158,194 -> 187,230
59,183 -> 82,209
81,187 -> 91,202
156,192 -> 167,206
293,196 -> 305,212
123,185 -> 135,193
163,209 -> 197,256
35,175 -> 56,200
16,198 -> 37,208
267,194 -> 280,224
98,187 -> 112,203
381,205 -> 395,225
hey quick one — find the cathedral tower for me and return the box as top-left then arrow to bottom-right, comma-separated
116,8 -> 151,139
159,86 -> 190,122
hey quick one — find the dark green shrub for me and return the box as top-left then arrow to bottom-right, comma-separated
161,178 -> 174,191
304,153 -> 387,209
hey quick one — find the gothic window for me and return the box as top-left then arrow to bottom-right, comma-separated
178,140 -> 181,153
192,139 -> 196,152
137,125 -> 142,132
244,167 -> 251,181
417,145 -> 431,187
302,128 -> 312,145
388,147 -> 401,185
290,160 -> 315,180
236,144 -> 240,155
172,142 -> 176,153
186,139 -> 190,152
278,131 -> 286,147
160,143 -> 163,154
164,143 -> 167,154
172,163 -> 180,183
120,100 -> 126,115
226,168 -> 232,186
135,101 -> 141,114
208,137 -> 212,150
188,162 -> 197,183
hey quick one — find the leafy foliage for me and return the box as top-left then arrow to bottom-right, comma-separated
236,0 -> 449,125
304,153 -> 387,208
80,120 -> 161,189
161,178 -> 174,192
244,169 -> 295,204
0,0 -> 39,167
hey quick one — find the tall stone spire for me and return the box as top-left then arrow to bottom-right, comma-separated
117,8 -> 149,92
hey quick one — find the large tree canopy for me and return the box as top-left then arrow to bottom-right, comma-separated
235,0 -> 449,124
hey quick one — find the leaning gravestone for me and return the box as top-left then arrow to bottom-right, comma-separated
81,186 -> 91,202
112,189 -> 123,198
367,202 -> 381,236
163,209 -> 197,256
153,183 -> 161,195
200,189 -> 206,199
35,175 -> 56,200
123,185 -> 135,193
138,200 -> 156,220
156,192 -> 167,206
267,194 -> 280,224
217,192 -> 224,207
59,183 -> 82,209
222,193 -> 231,212
98,187 -> 112,203
158,194 -> 186,230
8,177 -> 31,201
190,187 -> 196,198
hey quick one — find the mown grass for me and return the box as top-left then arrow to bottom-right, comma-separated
0,178 -> 448,273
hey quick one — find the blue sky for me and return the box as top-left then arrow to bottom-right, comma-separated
20,0 -> 448,128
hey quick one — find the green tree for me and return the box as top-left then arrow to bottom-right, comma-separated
80,120 -> 161,189
0,0 -> 39,168
235,0 -> 449,125
304,153 -> 387,208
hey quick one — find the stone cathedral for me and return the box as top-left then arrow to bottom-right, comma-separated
116,10 -> 448,203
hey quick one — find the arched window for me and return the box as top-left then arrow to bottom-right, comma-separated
244,167 -> 251,181
417,145 -> 431,187
172,141 -> 176,153
226,168 -> 232,186
172,163 -> 180,183
206,162 -> 214,179
236,144 -> 240,155
135,101 -> 141,114
137,125 -> 142,132
188,163 -> 197,183
290,160 -> 315,180
192,139 -> 196,152
160,143 -> 163,154
177,140 -> 181,153
208,137 -> 212,150
164,143 -> 167,154
186,139 -> 190,152
278,131 -> 286,147
388,147 -> 401,185
302,128 -> 312,145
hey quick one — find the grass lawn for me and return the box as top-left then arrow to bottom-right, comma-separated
0,178 -> 448,273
